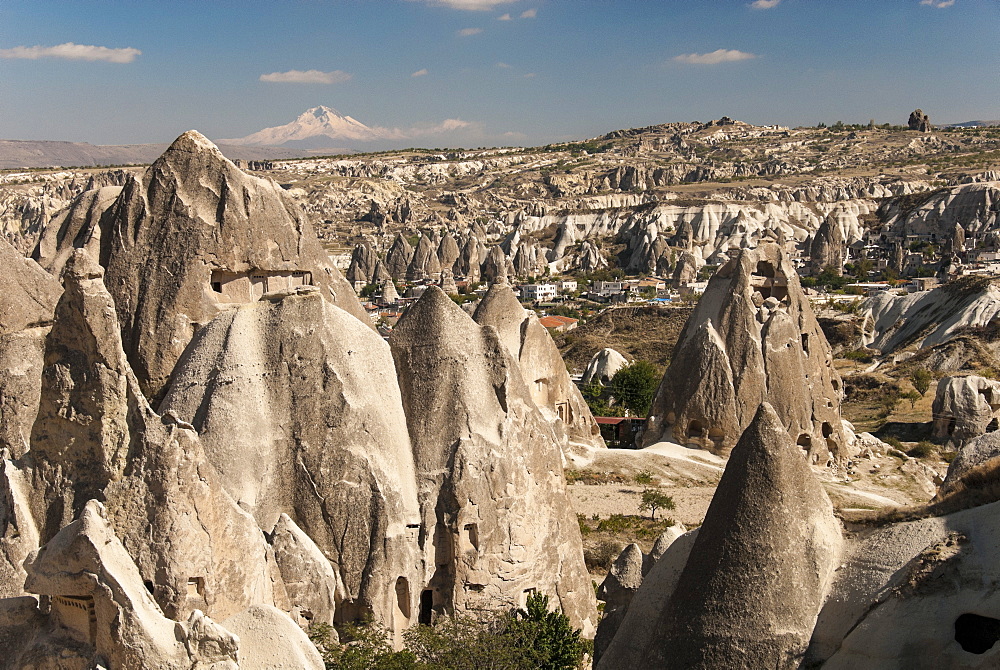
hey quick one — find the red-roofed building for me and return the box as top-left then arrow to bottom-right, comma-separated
538,315 -> 578,332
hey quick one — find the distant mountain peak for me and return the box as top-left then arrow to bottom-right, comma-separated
222,107 -> 403,148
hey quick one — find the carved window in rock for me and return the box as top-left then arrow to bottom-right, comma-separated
460,523 -> 480,553
555,401 -> 569,422
519,588 -> 537,608
687,419 -> 706,439
750,260 -> 789,302
187,576 -> 206,599
52,595 -> 97,645
393,577 -> 412,633
211,269 -> 314,303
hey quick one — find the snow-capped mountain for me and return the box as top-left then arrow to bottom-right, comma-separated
222,106 -> 405,149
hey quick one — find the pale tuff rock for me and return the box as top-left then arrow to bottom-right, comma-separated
437,232 -> 460,271
581,347 -> 629,386
346,239 -> 378,285
407,233 -> 441,280
644,243 -> 847,461
8,500 -> 240,670
381,277 -> 400,304
267,514 -> 341,629
385,233 -> 414,280
481,244 -> 512,284
806,501 -> 1000,668
473,282 -> 605,455
19,250 -> 280,621
390,287 -> 598,635
638,404 -> 843,669
457,234 -> 487,281
809,217 -> 844,275
938,431 -> 1000,497
93,130 -> 367,398
222,605 -> 324,670
439,267 -> 458,295
0,238 -> 60,460
160,290 -> 422,632
576,240 -> 608,273
32,185 -> 122,279
863,278 -> 1000,354
931,375 -> 1000,443
0,458 -> 40,599
671,250 -> 699,288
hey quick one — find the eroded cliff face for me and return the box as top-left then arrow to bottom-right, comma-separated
644,243 -> 848,462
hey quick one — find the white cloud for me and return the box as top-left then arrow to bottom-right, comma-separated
259,69 -> 352,84
673,49 -> 757,65
405,118 -> 475,137
0,42 -> 141,63
750,0 -> 782,9
409,0 -> 517,10
520,8 -> 537,18
411,68 -> 429,77
457,27 -> 483,36
523,72 -> 536,78
496,61 -> 512,68
920,0 -> 955,7
497,13 -> 512,20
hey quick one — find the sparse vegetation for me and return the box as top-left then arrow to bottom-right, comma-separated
638,488 -> 675,521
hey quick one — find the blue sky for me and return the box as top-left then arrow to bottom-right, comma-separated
1,0 -> 997,147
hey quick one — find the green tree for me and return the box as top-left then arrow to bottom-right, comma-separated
507,592 -> 589,670
901,390 -> 921,409
638,488 -> 675,521
610,361 -> 660,417
911,368 -> 932,396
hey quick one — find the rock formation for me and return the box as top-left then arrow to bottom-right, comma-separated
381,277 -> 400,304
407,233 -> 441,281
385,233 -> 414,280
473,281 -> 605,457
671,250 -> 699,288
931,375 -> 1000,443
908,109 -> 932,132
600,404 -> 843,669
581,347 -> 629,386
346,239 -> 379,285
390,287 -> 597,635
809,217 -> 845,275
644,243 -> 848,462
160,288 -> 422,629
439,267 -> 458,295
0,238 -> 60,460
32,185 -> 122,278
38,131 -> 367,399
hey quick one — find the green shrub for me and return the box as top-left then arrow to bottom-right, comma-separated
907,441 -> 936,459
633,470 -> 654,485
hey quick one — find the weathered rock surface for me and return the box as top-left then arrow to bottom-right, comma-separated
931,375 -> 1000,443
222,604 -> 324,670
938,431 -> 1000,497
33,185 -> 122,278
809,217 -> 845,275
0,238 -> 60,460
385,233 -> 414,280
581,347 -> 629,386
473,281 -> 605,456
635,404 -> 843,669
908,109 -> 932,132
8,500 -> 241,670
86,130 -> 369,398
161,288 -> 421,631
645,243 -> 847,461
391,286 -> 598,635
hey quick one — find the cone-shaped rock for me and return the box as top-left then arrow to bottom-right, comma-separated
638,403 -> 842,669
407,233 -> 441,281
95,130 -> 367,398
0,238 -> 61,460
390,286 -> 597,634
161,289 -> 421,629
385,233 -> 414,281
437,233 -> 460,271
346,240 -> 378,285
473,282 -> 605,455
645,243 -> 846,461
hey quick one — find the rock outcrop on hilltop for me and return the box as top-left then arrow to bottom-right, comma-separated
909,109 -> 932,132
644,243 -> 847,461
391,287 -> 597,635
473,281 -> 605,457
0,134 -> 597,665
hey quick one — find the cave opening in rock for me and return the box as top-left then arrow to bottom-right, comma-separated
955,612 -> 1000,654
